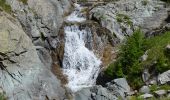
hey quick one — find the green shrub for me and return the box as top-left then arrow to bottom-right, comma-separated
0,0 -> 12,13
105,31 -> 170,89
150,84 -> 170,93
143,32 -> 170,73
116,13 -> 132,26
105,29 -> 145,89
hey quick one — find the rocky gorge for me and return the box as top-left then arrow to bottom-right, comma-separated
0,0 -> 170,100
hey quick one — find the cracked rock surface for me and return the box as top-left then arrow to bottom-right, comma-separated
0,11 -> 66,100
90,0 -> 169,40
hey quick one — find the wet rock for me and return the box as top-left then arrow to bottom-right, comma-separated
154,90 -> 167,97
140,86 -> 150,94
71,21 -> 116,67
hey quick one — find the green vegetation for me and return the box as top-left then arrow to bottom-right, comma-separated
77,0 -> 87,2
106,29 -> 145,89
142,0 -> 149,6
161,0 -> 170,3
19,0 -> 28,4
40,32 -> 46,41
0,0 -> 12,13
0,93 -> 6,100
93,12 -> 107,22
105,31 -> 170,89
130,96 -> 170,100
150,84 -> 170,92
116,13 -> 132,26
142,32 -> 170,73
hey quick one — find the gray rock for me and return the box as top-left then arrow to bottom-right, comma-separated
37,48 -> 52,69
167,90 -> 170,93
75,85 -> 118,100
166,44 -> 170,50
158,70 -> 170,84
75,88 -> 92,100
142,69 -> 150,84
112,78 -> 131,97
6,0 -> 73,38
139,93 -> 153,99
140,86 -> 150,94
164,23 -> 170,30
149,79 -> 157,85
0,87 -> 4,94
140,51 -> 148,62
0,11 -> 66,100
90,0 -> 168,40
167,93 -> 170,97
154,90 -> 167,97
106,78 -> 131,99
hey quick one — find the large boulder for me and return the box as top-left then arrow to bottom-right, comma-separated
139,86 -> 150,94
75,78 -> 131,100
90,0 -> 169,40
106,78 -> 131,99
75,85 -> 118,100
0,11 -> 66,100
158,70 -> 170,84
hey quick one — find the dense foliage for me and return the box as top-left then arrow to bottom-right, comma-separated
0,0 -> 11,13
106,31 -> 170,89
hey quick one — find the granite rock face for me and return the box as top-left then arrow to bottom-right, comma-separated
6,0 -> 73,38
6,0 -> 73,70
0,11 -> 66,100
90,0 -> 169,40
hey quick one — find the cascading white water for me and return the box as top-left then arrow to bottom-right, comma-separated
65,4 -> 86,22
62,4 -> 101,92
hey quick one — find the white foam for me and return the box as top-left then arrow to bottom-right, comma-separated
63,26 -> 101,92
66,4 -> 86,22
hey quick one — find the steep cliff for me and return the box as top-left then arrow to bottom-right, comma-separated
6,0 -> 73,68
0,11 -> 67,100
0,0 -> 74,100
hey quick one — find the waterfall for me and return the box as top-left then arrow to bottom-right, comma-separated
65,4 -> 86,22
62,4 -> 101,92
